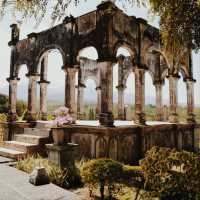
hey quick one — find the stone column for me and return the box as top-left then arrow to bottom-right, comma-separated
8,78 -> 18,121
134,68 -> 146,125
64,67 -> 77,121
155,83 -> 163,121
116,84 -> 126,120
98,61 -> 114,127
186,79 -> 196,123
168,75 -> 179,123
77,83 -> 85,120
39,80 -> 49,120
27,75 -> 39,122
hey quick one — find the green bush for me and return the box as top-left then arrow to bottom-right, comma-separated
16,155 -> 81,188
81,158 -> 123,200
140,146 -> 200,200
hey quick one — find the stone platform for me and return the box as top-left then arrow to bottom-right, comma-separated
51,121 -> 197,164
0,120 -> 198,164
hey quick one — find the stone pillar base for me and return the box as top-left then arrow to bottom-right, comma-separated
46,143 -> 78,168
169,113 -> 179,123
40,113 -> 48,121
8,112 -> 17,122
77,112 -> 85,120
156,114 -> 163,121
118,114 -> 126,120
187,113 -> 196,124
134,112 -> 146,125
99,112 -> 114,127
26,113 -> 37,122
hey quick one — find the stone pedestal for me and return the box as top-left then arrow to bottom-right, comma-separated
134,68 -> 146,125
64,67 -> 77,121
186,79 -> 196,123
99,61 -> 114,127
46,143 -> 78,168
168,75 -> 179,123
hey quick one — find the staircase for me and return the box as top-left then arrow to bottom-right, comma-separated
0,122 -> 52,160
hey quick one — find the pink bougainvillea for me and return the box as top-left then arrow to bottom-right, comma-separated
53,106 -> 73,126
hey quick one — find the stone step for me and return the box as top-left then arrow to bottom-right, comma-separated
0,147 -> 25,159
14,134 -> 50,145
24,128 -> 51,137
4,141 -> 38,154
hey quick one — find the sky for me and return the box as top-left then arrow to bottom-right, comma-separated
0,0 -> 199,106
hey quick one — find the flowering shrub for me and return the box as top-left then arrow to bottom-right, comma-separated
53,106 -> 73,126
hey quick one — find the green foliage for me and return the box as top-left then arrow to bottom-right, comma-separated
16,155 -> 81,188
0,94 -> 9,113
47,114 -> 55,121
16,100 -> 27,117
122,165 -> 143,188
0,113 -> 7,122
140,146 -> 200,200
81,158 -> 123,199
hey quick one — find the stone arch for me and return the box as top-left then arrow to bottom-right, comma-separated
146,46 -> 170,68
179,66 -> 189,80
14,63 -> 30,78
35,44 -> 65,73
113,42 -> 137,60
77,46 -> 99,62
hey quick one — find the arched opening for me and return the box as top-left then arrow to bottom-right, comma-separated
77,46 -> 99,121
124,72 -> 135,120
83,79 -> 97,120
17,64 -> 28,121
145,72 -> 156,121
38,49 -> 65,119
78,46 -> 98,60
178,73 -> 187,122
115,46 -> 134,121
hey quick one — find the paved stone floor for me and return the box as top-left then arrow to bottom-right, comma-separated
0,163 -> 81,200
0,156 -> 12,164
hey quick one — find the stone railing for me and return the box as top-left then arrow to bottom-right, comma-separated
0,123 -> 9,144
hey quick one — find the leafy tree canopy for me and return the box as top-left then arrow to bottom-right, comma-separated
1,0 -> 200,54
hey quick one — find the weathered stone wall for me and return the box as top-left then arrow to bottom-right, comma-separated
52,124 -> 195,164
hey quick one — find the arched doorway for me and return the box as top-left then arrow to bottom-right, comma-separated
124,72 -> 135,120
178,73 -> 187,122
145,72 -> 156,121
38,49 -> 65,120
76,46 -> 99,120
115,46 -> 135,121
16,64 -> 28,121
83,79 -> 98,120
